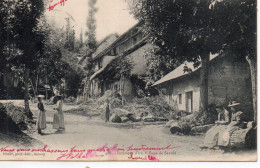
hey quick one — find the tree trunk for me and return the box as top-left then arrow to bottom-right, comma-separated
30,78 -> 37,101
36,74 -> 38,95
50,84 -> 54,96
246,56 -> 257,122
4,69 -> 11,99
120,75 -> 125,105
45,76 -> 48,101
24,67 -> 31,116
199,53 -> 210,116
83,77 -> 90,101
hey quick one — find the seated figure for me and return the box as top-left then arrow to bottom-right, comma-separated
202,104 -> 230,149
217,101 -> 243,147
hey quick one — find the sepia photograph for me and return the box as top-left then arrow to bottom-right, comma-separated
0,0 -> 257,161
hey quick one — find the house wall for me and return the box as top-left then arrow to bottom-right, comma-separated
110,79 -> 133,99
161,56 -> 252,114
90,79 -> 100,98
91,29 -> 148,98
117,33 -> 143,55
164,74 -> 200,112
127,43 -> 153,75
101,56 -> 116,68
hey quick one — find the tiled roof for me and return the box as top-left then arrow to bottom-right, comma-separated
92,34 -> 119,59
152,54 -> 219,86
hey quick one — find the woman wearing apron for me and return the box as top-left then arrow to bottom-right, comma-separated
53,95 -> 65,133
37,95 -> 46,135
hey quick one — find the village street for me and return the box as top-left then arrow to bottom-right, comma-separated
0,100 -> 256,161
12,101 -> 250,161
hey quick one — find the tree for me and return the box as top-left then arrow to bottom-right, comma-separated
129,0 -> 223,116
0,0 -> 45,115
212,0 -> 256,121
83,0 -> 98,100
85,0 -> 98,54
14,0 -> 45,115
0,1 -> 8,73
36,17 -> 84,98
79,28 -> 84,48
143,47 -> 181,86
64,18 -> 75,51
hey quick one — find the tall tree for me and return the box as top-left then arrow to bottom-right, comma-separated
4,0 -> 45,115
0,1 -> 8,73
130,0 -> 223,116
64,17 -> 75,51
83,0 -> 98,100
79,28 -> 84,48
213,0 -> 256,121
130,0 -> 256,121
85,0 -> 98,54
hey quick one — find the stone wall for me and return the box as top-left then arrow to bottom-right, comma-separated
160,56 -> 252,118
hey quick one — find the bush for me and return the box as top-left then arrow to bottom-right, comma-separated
4,103 -> 29,130
0,103 -> 23,134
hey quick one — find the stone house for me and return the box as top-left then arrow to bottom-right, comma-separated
90,22 -> 153,99
152,53 -> 253,119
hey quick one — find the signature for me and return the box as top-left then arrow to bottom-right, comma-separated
0,146 -> 15,153
0,144 -> 178,161
126,144 -> 180,151
128,152 -> 159,161
47,0 -> 68,11
56,144 -> 124,160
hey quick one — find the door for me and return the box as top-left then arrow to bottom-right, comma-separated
186,91 -> 193,112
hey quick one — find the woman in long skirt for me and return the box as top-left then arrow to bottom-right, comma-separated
53,95 -> 65,132
202,105 -> 230,149
37,95 -> 46,134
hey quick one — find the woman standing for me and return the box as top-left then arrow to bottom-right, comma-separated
37,95 -> 46,135
53,95 -> 65,132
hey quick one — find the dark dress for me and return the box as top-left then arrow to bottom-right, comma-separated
105,103 -> 110,122
37,102 -> 46,130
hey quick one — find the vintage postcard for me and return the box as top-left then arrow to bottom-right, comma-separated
0,0 -> 257,161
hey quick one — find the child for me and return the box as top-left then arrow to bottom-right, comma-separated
37,95 -> 46,134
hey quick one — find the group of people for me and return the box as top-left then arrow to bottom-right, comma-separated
36,95 -> 65,135
202,101 -> 244,149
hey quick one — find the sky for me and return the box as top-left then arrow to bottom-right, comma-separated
45,0 -> 138,41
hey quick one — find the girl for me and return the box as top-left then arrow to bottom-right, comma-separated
53,95 -> 65,132
37,95 -> 46,134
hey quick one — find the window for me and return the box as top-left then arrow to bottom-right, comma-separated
113,47 -> 117,55
133,37 -> 137,45
178,94 -> 182,104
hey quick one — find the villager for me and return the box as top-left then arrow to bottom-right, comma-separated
53,95 -> 65,132
202,104 -> 230,149
217,101 -> 243,147
37,95 -> 46,135
105,99 -> 110,122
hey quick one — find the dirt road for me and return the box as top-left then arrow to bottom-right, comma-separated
0,100 -> 256,161
25,102 -> 255,161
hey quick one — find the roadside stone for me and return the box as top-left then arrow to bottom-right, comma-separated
111,114 -> 122,123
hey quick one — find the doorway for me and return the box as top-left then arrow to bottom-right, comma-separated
185,91 -> 193,112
